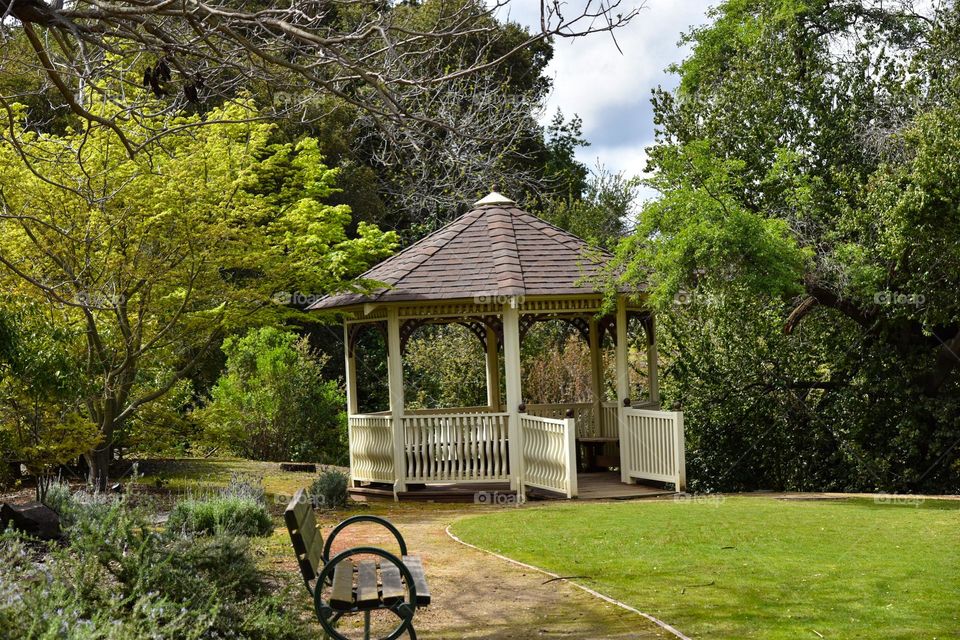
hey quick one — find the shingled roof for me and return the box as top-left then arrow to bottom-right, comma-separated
308,192 -> 628,311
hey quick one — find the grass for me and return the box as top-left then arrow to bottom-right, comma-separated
451,496 -> 960,640
136,458 -> 315,504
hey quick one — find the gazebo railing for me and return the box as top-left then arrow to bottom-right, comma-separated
519,413 -> 578,498
526,402 -> 596,437
402,412 -> 510,483
349,405 -> 685,497
620,408 -> 686,491
404,406 -> 496,416
348,414 -> 395,484
600,401 -> 620,437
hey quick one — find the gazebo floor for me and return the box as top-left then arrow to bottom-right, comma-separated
348,471 -> 677,503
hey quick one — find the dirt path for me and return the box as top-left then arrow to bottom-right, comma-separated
318,504 -> 673,640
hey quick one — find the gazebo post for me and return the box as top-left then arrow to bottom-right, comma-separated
343,324 -> 359,415
343,323 -> 358,488
647,315 -> 660,406
615,296 -> 630,483
485,325 -> 501,411
502,299 -> 523,494
588,317 -> 603,435
386,307 -> 407,496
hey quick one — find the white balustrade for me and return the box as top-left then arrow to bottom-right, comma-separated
348,414 -> 395,483
620,408 -> 686,491
526,402 -> 596,437
402,413 -> 510,483
405,406 -> 494,416
350,405 -> 686,497
519,414 -> 578,498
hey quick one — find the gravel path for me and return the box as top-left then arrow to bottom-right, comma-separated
317,505 -> 671,639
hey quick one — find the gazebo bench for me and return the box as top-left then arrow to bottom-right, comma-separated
284,489 -> 430,640
577,436 -> 620,471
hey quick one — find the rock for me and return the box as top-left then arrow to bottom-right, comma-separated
0,501 -> 62,540
280,462 -> 316,473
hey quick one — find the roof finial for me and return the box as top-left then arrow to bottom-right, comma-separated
474,189 -> 515,207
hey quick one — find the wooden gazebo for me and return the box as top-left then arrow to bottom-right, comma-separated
310,192 -> 685,500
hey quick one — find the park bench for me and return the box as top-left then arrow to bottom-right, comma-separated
285,489 -> 430,640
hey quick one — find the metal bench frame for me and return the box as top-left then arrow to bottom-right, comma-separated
285,489 -> 428,640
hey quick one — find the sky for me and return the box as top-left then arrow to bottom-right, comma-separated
504,1 -> 716,197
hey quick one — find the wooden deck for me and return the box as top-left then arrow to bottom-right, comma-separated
349,471 -> 676,503
575,471 -> 676,501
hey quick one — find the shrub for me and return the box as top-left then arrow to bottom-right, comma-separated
223,472 -> 267,503
167,494 -> 273,537
308,468 -> 349,510
41,479 -> 73,516
196,327 -> 347,463
0,495 -> 301,639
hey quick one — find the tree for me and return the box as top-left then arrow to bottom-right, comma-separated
540,163 -> 640,250
0,0 -> 640,161
0,99 -> 396,489
404,324 -> 489,409
0,304 -> 101,501
616,0 -> 960,491
198,327 -> 347,464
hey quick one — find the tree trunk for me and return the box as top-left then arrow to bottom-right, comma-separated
86,444 -> 111,491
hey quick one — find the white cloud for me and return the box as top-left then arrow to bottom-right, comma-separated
503,1 -> 715,195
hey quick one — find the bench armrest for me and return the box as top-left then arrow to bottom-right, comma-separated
322,515 -> 409,563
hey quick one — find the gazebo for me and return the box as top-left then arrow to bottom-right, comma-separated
309,192 -> 685,500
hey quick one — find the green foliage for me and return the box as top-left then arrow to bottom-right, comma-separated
618,0 -> 960,492
0,493 -> 301,639
404,324 -> 489,409
0,99 -> 396,487
618,141 -> 811,306
122,378 -> 199,458
0,461 -> 17,492
537,110 -> 590,204
199,327 -> 347,463
540,165 -> 639,250
42,479 -> 75,519
167,495 -> 273,537
166,473 -> 272,537
308,468 -> 349,511
660,290 -> 852,492
0,304 -> 100,500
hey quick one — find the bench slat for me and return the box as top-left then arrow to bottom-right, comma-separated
285,491 -> 324,580
285,491 -> 317,581
299,507 -> 319,554
305,541 -> 323,578
379,561 -> 405,605
292,492 -> 311,522
356,560 -> 380,609
330,559 -> 355,611
403,555 -> 431,606
300,508 -> 324,575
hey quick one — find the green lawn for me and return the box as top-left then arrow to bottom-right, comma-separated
451,496 -> 960,639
